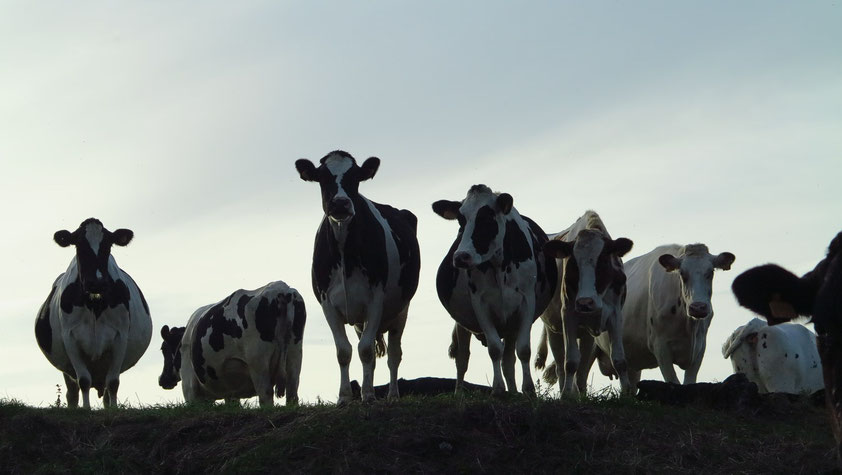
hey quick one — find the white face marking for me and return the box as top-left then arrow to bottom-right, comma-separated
325,155 -> 353,199
85,223 -> 104,257
455,189 -> 504,264
572,231 -> 605,304
678,254 -> 715,312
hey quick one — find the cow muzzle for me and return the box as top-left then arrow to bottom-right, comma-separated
328,197 -> 354,222
688,302 -> 710,319
158,374 -> 178,390
453,251 -> 475,269
574,297 -> 600,314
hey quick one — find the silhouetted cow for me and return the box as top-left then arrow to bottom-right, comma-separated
35,218 -> 152,409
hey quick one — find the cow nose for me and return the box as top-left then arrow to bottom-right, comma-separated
453,251 -> 474,269
159,375 -> 176,390
329,197 -> 353,219
575,297 -> 597,313
688,302 -> 709,318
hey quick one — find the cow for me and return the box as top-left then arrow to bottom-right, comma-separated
295,151 -> 420,404
433,184 -> 557,396
533,210 -> 634,396
721,317 -> 823,394
157,281 -> 305,407
731,231 -> 841,461
34,218 -> 152,409
593,243 -> 735,389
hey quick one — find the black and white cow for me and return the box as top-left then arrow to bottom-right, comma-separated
34,218 -> 152,409
732,232 -> 842,460
534,210 -> 634,396
433,185 -> 557,395
158,281 -> 305,407
295,151 -> 420,404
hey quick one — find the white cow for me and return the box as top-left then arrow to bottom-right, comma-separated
588,243 -> 735,388
158,281 -> 305,407
722,318 -> 823,394
35,218 -> 152,409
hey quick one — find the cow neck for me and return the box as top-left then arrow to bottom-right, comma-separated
331,219 -> 351,322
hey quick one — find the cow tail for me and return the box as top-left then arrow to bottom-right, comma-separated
448,325 -> 459,359
535,326 -> 549,370
542,361 -> 559,385
375,334 -> 387,358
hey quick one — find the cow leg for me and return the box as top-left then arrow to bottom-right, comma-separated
606,314 -> 632,395
386,310 -> 408,401
575,334 -> 595,395
250,366 -> 275,408
653,341 -> 680,384
453,325 -> 472,393
502,337 -> 517,393
64,334 -> 93,409
628,368 -> 642,390
683,337 -> 707,385
103,334 -> 128,409
561,312 -> 581,397
63,373 -> 79,408
323,304 -> 354,405
476,318 -> 505,396
284,341 -> 303,406
516,305 -> 536,395
358,293 -> 386,403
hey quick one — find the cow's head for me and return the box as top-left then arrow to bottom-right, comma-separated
659,244 -> 735,319
544,230 -> 633,314
732,231 -> 842,462
295,151 -> 379,223
158,325 -> 185,390
53,218 -> 134,302
433,185 -> 513,269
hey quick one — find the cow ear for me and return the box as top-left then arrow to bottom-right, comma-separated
295,159 -> 319,182
713,252 -> 736,270
161,325 -> 170,340
359,157 -> 380,181
54,230 -> 74,247
659,254 -> 681,272
496,193 -> 513,215
432,200 -> 461,220
544,240 -> 573,259
610,238 -> 634,257
112,229 -> 134,246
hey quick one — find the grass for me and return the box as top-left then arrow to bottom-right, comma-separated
0,390 -> 837,474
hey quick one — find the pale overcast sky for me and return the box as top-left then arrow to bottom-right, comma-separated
1,2 -> 840,407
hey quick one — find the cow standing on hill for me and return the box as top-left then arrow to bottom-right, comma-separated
721,317 -> 823,394
732,232 -> 841,461
534,210 -> 634,396
433,185 -> 557,395
295,151 -> 420,404
600,243 -> 735,388
158,281 -> 305,406
35,218 -> 152,409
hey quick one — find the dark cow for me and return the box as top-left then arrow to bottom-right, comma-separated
433,184 -> 557,395
158,281 -> 305,406
732,231 -> 842,460
534,210 -> 634,396
35,218 -> 152,409
295,151 -> 420,403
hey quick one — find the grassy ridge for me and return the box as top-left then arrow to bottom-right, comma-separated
0,392 -> 836,474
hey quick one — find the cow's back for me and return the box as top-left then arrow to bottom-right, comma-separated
756,324 -> 823,394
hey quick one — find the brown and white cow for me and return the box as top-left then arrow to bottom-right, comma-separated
533,210 -> 633,396
732,232 -> 841,461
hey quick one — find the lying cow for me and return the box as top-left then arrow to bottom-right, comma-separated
434,184 -> 557,395
599,243 -> 735,388
732,232 -> 841,460
295,151 -> 420,403
721,318 -> 823,394
158,281 -> 305,406
534,210 -> 634,396
35,218 -> 152,409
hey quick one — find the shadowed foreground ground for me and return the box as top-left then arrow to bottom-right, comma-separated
0,387 -> 836,474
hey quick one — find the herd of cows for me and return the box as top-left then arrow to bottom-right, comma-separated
31,150 -> 842,459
